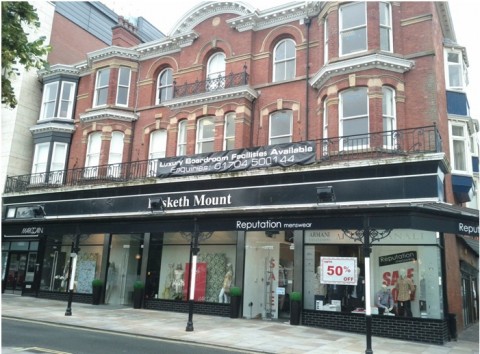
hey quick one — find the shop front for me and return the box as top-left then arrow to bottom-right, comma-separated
2,158 -> 479,344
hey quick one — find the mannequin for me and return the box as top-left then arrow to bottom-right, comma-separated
171,263 -> 185,298
315,265 -> 327,298
395,268 -> 415,317
219,263 -> 233,303
376,284 -> 394,315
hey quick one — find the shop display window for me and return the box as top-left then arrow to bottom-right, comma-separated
155,231 -> 237,303
40,234 -> 104,293
304,229 -> 443,319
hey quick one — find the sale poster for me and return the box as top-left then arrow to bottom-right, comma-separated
183,262 -> 207,301
320,257 -> 358,285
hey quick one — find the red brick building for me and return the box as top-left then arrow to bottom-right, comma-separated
2,1 -> 478,345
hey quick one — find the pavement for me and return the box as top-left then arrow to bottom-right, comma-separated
1,294 -> 478,354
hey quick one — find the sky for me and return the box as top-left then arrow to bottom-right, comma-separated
102,0 -> 479,120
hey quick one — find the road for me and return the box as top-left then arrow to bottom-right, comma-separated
2,318 -> 254,354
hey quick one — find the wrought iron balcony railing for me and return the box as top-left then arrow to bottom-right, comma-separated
4,125 -> 441,193
173,67 -> 249,99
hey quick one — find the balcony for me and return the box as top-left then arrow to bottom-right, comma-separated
163,66 -> 256,109
4,125 -> 442,194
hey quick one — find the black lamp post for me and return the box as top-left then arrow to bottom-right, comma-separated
182,218 -> 213,332
65,234 -> 81,316
342,218 -> 392,354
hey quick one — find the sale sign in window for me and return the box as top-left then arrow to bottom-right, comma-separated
320,257 -> 358,285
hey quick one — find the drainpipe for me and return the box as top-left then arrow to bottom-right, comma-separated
304,17 -> 311,141
129,61 -> 140,164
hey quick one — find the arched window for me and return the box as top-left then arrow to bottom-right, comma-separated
339,87 -> 369,149
177,120 -> 187,156
273,39 -> 296,82
156,68 -> 173,104
206,52 -> 226,91
107,131 -> 124,177
269,110 -> 292,145
382,87 -> 396,148
85,132 -> 102,177
196,116 -> 215,153
148,130 -> 167,176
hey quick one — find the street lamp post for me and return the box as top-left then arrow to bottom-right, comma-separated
65,234 -> 80,316
185,221 -> 200,332
343,218 -> 392,354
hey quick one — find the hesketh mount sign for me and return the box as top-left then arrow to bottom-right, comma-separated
156,141 -> 315,177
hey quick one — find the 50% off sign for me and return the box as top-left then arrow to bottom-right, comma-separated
320,257 -> 358,285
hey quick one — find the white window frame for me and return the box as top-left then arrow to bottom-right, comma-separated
93,68 -> 110,107
445,49 -> 466,91
31,142 -> 50,184
449,121 -> 472,173
40,82 -> 59,120
107,131 -> 124,177
324,17 -> 329,64
339,87 -> 369,150
58,82 -> 76,119
379,2 -> 393,52
85,132 -> 102,178
223,113 -> 236,150
206,52 -> 226,91
115,67 -> 131,106
148,130 -> 167,176
49,142 -> 68,184
196,117 -> 215,154
177,120 -> 187,156
273,39 -> 296,82
339,2 -> 367,56
269,110 -> 293,145
156,68 -> 173,105
322,99 -> 329,156
382,86 -> 396,148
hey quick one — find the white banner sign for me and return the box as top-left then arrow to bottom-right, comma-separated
320,257 -> 358,285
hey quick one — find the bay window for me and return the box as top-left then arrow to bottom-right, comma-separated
107,132 -> 124,177
85,132 -> 101,178
116,67 -> 131,106
339,2 -> 367,56
450,122 -> 470,173
340,87 -> 369,149
148,130 -> 167,176
94,68 -> 110,107
40,81 -> 76,120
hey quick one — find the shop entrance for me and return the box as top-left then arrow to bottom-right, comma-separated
105,234 -> 144,306
243,231 -> 294,321
4,252 -> 30,293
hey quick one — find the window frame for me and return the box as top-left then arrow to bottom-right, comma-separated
339,2 -> 367,56
49,142 -> 68,184
223,112 -> 236,150
269,110 -> 293,145
324,17 -> 329,64
339,87 -> 369,150
40,82 -> 59,120
148,130 -> 167,177
379,2 -> 393,52
196,116 -> 215,154
445,48 -> 466,91
449,121 -> 472,173
382,86 -> 396,148
156,68 -> 173,105
107,131 -> 124,177
206,52 -> 226,91
273,38 -> 296,82
93,68 -> 110,107
115,67 -> 131,106
177,120 -> 187,156
85,132 -> 102,178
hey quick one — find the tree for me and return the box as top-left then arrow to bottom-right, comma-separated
2,2 -> 51,109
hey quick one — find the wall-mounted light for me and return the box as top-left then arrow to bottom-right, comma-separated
33,205 -> 46,217
148,197 -> 164,212
316,186 -> 335,203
